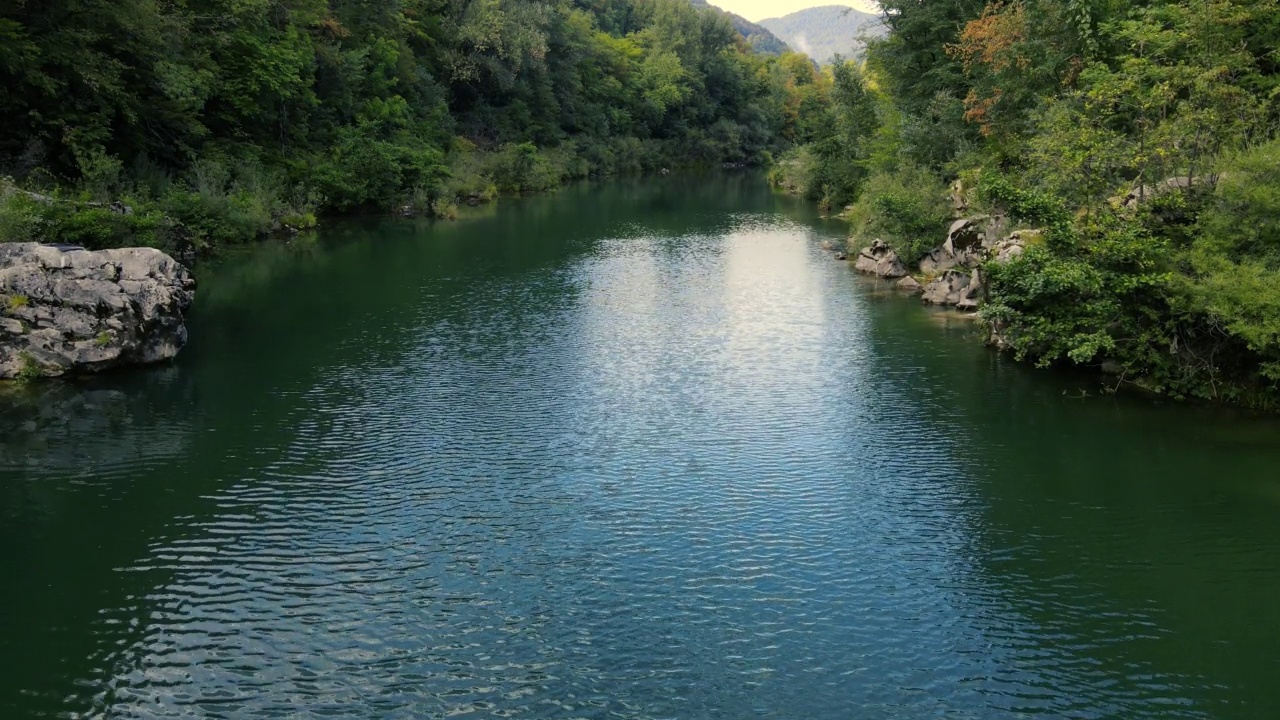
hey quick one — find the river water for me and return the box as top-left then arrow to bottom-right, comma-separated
3,172 -> 1280,719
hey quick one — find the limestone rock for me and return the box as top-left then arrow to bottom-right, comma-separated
896,275 -> 923,294
853,239 -> 907,279
922,268 -> 983,310
949,179 -> 969,217
917,216 -> 1008,274
919,243 -> 982,274
0,243 -> 195,379
989,229 -> 1041,265
1119,176 -> 1212,209
955,268 -> 984,310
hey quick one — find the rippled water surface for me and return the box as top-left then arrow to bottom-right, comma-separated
5,172 -> 1280,719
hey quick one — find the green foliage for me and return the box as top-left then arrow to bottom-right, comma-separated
769,59 -> 880,210
1,0 -> 801,248
14,352 -> 43,385
775,0 -> 1280,409
846,166 -> 952,265
1182,139 -> 1280,388
0,192 -> 43,242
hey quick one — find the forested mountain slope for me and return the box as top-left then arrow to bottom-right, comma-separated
759,5 -> 883,65
689,0 -> 791,54
0,0 -> 804,252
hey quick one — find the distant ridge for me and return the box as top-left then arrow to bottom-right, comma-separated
758,5 -> 885,64
689,0 -> 791,55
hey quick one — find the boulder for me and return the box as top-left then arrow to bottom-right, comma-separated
921,268 -> 983,310
853,239 -> 907,278
917,215 -> 1009,274
0,243 -> 195,379
955,269 -> 983,310
919,243 -> 982,274
987,320 -> 1012,350
949,179 -> 969,217
896,276 -> 923,294
1118,175 -> 1212,209
988,229 -> 1041,265
947,217 -> 987,250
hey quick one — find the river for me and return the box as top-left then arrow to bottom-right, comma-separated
3,172 -> 1280,718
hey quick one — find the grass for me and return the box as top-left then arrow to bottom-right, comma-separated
14,352 -> 43,385
5,294 -> 30,312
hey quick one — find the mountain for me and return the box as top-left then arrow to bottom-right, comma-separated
689,0 -> 791,55
758,5 -> 884,64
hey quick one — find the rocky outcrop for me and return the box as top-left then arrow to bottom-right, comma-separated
951,215 -> 1008,251
1118,175 -> 1214,209
921,268 -> 982,309
909,218 -> 1038,311
853,239 -> 907,278
949,179 -> 969,217
0,243 -> 195,379
988,229 -> 1039,265
919,215 -> 1010,274
896,275 -> 923,294
919,243 -> 982,274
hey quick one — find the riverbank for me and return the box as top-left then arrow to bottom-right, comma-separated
1,145 -> 759,264
772,164 -> 1280,414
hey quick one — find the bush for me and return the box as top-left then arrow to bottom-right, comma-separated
45,203 -> 173,249
845,166 -> 952,265
0,191 -> 44,242
767,146 -> 818,198
311,130 -> 447,212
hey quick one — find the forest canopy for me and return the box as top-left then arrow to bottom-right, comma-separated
0,0 -> 816,250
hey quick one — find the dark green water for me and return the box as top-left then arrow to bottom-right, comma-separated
3,172 -> 1280,719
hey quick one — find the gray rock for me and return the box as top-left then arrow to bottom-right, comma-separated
947,217 -> 986,250
955,270 -> 983,310
896,275 -> 923,294
988,321 -> 1012,350
919,243 -> 982,274
917,216 -> 1007,274
921,268 -> 983,309
1119,175 -> 1212,209
853,239 -> 907,279
989,229 -> 1040,264
949,179 -> 969,217
0,243 -> 194,379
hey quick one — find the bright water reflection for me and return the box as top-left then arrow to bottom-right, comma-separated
3,172 -> 1280,719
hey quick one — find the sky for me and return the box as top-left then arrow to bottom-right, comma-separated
707,0 -> 880,22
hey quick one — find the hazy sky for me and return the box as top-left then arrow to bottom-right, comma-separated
708,0 -> 880,22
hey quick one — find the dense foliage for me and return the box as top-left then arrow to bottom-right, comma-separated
778,0 -> 1280,408
0,0 -> 809,252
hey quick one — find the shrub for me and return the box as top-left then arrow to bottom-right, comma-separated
311,130 -> 447,212
0,191 -> 44,242
845,165 -> 952,265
